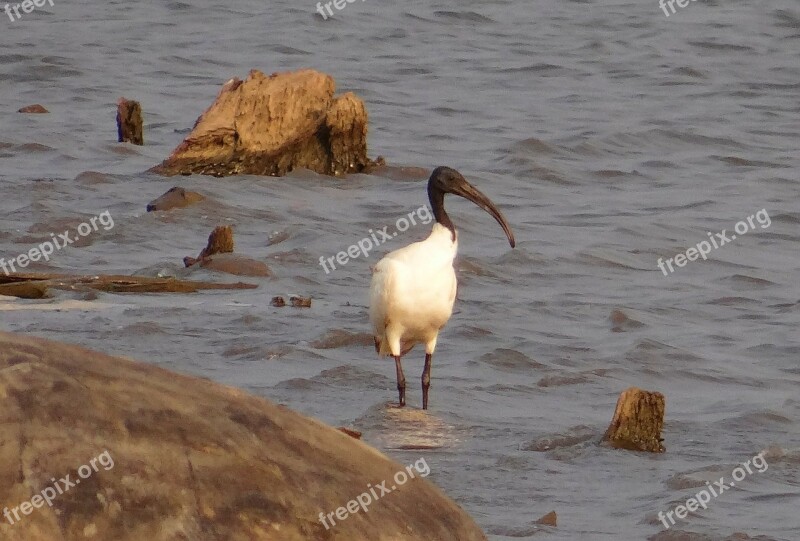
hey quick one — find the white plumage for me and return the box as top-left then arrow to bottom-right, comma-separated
368,167 -> 515,410
370,223 -> 458,359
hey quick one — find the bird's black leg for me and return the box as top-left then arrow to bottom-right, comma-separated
394,355 -> 406,407
422,353 -> 432,410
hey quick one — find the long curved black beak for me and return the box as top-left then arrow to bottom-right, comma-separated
450,182 -> 516,248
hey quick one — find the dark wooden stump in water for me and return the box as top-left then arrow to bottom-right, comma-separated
183,226 -> 272,276
184,225 -> 235,267
602,387 -> 665,453
117,97 -> 144,145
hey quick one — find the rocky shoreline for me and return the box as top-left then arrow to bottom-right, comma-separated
0,331 -> 488,540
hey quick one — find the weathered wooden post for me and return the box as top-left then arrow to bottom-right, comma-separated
184,225 -> 234,267
602,387 -> 665,452
116,97 -> 143,145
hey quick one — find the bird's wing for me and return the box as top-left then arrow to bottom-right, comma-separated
371,250 -> 456,326
369,257 -> 395,341
369,227 -> 458,356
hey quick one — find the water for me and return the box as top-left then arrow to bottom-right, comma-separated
1,1 -> 799,539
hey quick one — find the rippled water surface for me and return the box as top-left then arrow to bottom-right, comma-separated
2,1 -> 799,539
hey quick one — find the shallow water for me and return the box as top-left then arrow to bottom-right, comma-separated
1,0 -> 799,539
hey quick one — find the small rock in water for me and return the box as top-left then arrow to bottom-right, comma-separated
535,510 -> 557,527
197,254 -> 272,277
290,295 -> 312,308
147,186 -> 205,211
18,104 -> 49,113
610,308 -> 645,332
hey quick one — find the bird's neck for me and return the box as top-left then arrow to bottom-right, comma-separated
428,186 -> 456,242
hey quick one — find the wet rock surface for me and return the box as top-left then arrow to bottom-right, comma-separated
0,331 -> 488,541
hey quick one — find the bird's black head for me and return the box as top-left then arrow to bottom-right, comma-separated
428,166 -> 467,194
427,166 -> 515,248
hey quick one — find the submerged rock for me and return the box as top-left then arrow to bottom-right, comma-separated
0,331 -> 487,541
18,104 -> 48,113
290,295 -> 311,307
146,186 -> 205,211
535,510 -> 557,526
270,295 -> 312,307
150,69 -> 380,177
183,225 -> 271,277
195,253 -> 272,277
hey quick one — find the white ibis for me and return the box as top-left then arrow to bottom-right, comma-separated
369,166 -> 515,409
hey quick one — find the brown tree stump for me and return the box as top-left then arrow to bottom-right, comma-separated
184,225 -> 234,267
116,98 -> 143,145
183,226 -> 272,276
602,387 -> 665,452
150,69 -> 381,177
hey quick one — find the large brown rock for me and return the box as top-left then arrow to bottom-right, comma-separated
150,69 -> 378,177
0,331 -> 487,541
